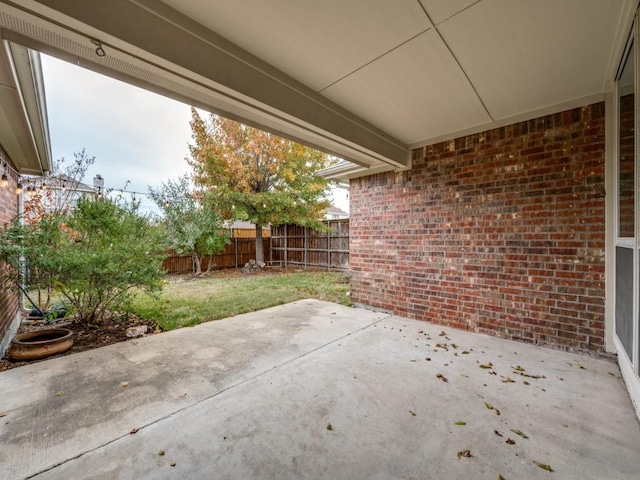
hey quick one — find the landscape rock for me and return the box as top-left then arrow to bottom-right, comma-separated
126,325 -> 148,338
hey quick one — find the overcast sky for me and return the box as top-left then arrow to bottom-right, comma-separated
40,54 -> 348,214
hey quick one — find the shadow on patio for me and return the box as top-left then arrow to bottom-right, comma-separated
1,300 -> 638,479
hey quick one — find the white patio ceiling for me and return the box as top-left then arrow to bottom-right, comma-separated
0,0 -> 635,178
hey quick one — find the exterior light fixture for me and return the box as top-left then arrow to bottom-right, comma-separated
15,182 -> 22,195
91,39 -> 106,57
1,173 -> 8,188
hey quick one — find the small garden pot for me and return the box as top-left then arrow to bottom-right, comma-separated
8,328 -> 73,361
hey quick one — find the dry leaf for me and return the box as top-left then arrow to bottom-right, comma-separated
494,430 -> 503,437
498,475 -> 506,480
479,362 -> 493,369
457,450 -> 473,459
130,428 -> 139,434
510,429 -> 528,439
513,365 -> 525,372
484,402 -> 494,410
425,357 -> 431,361
55,391 -> 62,396
495,409 -> 501,416
158,450 -> 165,456
455,421 -> 466,426
501,377 -> 515,383
326,423 -> 333,431
533,461 -> 553,472
462,350 -> 470,355
437,373 -> 448,383
0,412 -> 7,418
170,460 -> 176,467
409,410 -> 417,416
505,438 -> 515,445
439,331 -> 447,337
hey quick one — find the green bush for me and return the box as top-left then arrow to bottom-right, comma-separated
0,197 -> 167,325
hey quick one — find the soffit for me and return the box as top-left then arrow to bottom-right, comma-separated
0,41 -> 49,174
0,0 -> 634,180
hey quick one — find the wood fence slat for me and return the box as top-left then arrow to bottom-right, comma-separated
270,219 -> 349,271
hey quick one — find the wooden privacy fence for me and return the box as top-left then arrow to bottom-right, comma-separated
162,238 -> 271,274
270,219 -> 349,271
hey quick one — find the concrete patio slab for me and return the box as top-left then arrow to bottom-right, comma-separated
1,300 -> 638,479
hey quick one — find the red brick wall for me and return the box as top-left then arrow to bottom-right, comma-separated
0,148 -> 20,346
350,103 -> 606,353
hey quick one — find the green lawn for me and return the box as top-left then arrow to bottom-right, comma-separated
129,270 -> 351,331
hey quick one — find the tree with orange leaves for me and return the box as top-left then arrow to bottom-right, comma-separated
187,109 -> 332,263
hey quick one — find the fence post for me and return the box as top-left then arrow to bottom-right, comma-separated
234,237 -> 238,268
284,224 -> 288,267
304,226 -> 308,269
328,221 -> 334,271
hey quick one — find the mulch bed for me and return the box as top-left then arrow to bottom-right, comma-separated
0,312 -> 158,372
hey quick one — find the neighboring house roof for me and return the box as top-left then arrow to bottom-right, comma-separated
0,41 -> 51,175
45,173 -> 96,193
325,206 -> 348,217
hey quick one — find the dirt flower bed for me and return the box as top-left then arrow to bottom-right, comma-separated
0,312 -> 157,372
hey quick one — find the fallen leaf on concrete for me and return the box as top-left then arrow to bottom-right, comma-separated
439,331 -> 447,337
575,363 -> 586,370
0,412 -> 7,418
55,391 -> 62,396
410,359 -> 418,362
326,423 -> 333,431
170,460 -> 176,467
130,428 -> 139,434
498,475 -> 506,480
121,382 -> 129,388
457,450 -> 473,459
425,357 -> 431,361
513,365 -> 525,372
418,330 -> 424,334
501,377 -> 515,383
505,438 -> 515,445
489,371 -> 497,376
455,421 -> 466,426
437,374 -> 448,383
494,430 -> 503,437
462,350 -> 470,355
451,344 -> 459,349
484,402 -> 494,410
479,362 -> 493,369
510,429 -> 528,439
608,372 -> 616,376
436,343 -> 449,350
523,381 -> 530,386
460,374 -> 469,378
158,450 -> 165,456
495,409 -> 501,416
409,410 -> 417,416
533,461 -> 553,472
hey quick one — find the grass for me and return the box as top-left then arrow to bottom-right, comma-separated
129,270 -> 352,331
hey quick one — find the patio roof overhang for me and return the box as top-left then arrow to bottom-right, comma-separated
0,0 -> 636,180
0,39 -> 51,174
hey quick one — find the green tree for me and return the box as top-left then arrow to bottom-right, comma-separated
187,108 -> 332,263
148,175 -> 230,275
0,196 -> 167,325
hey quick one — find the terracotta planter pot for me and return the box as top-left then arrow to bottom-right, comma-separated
8,328 -> 73,361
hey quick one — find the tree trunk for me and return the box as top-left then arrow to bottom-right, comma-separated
193,252 -> 202,276
255,224 -> 264,263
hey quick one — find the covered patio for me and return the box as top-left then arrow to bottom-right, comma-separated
1,301 -> 638,479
